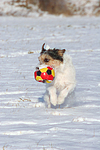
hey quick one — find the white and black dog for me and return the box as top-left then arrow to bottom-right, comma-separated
36,43 -> 76,108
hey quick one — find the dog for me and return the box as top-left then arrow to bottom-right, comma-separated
36,43 -> 76,108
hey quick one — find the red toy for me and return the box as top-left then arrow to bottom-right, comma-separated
34,66 -> 55,83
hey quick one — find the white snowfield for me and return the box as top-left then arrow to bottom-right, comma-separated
0,16 -> 100,150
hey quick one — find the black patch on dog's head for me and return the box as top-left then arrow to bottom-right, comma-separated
40,43 -> 66,62
45,49 -> 63,62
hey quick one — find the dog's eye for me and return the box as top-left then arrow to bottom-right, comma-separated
44,58 -> 50,62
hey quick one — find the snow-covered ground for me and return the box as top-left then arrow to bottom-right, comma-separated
0,15 -> 100,149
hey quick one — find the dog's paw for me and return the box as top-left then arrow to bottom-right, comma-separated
57,96 -> 65,105
47,103 -> 51,108
50,99 -> 57,106
44,94 -> 49,102
44,94 -> 51,108
50,94 -> 57,106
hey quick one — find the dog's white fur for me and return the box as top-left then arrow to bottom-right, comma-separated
44,54 -> 76,108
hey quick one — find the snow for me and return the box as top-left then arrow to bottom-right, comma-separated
0,15 -> 100,149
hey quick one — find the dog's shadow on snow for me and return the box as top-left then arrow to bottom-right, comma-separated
38,89 -> 91,109
38,97 -> 44,103
38,91 -> 82,109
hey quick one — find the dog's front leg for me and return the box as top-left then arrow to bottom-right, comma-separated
47,86 -> 57,106
44,92 -> 51,108
57,83 -> 75,105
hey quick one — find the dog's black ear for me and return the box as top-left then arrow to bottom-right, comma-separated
58,49 -> 66,57
41,43 -> 46,54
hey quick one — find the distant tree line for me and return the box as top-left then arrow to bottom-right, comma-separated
38,0 -> 100,16
12,0 -> 100,16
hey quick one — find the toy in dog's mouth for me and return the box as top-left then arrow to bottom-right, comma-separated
34,65 -> 55,83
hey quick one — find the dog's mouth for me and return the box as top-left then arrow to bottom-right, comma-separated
36,65 -> 51,71
36,67 -> 39,70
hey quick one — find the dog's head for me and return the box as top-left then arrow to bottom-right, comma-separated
37,43 -> 66,69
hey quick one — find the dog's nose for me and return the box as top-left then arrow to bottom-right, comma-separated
36,67 -> 39,70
